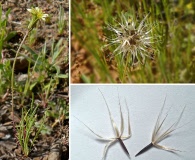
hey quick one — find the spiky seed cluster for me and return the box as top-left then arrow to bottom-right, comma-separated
106,13 -> 154,66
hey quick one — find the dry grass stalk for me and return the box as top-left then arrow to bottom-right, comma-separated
74,89 -> 132,159
135,97 -> 186,157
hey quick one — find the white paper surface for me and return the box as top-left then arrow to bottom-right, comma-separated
70,85 -> 195,160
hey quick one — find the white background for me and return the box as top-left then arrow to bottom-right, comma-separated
70,85 -> 195,160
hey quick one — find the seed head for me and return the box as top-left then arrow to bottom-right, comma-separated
27,7 -> 49,30
105,13 -> 155,66
27,7 -> 48,21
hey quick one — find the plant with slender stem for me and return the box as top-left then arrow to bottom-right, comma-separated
74,89 -> 131,159
135,97 -> 186,157
11,6 -> 48,128
10,6 -> 48,156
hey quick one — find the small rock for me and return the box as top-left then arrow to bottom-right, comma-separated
1,134 -> 11,140
0,141 -> 17,151
0,132 -> 6,139
14,147 -> 22,155
43,155 -> 49,160
8,112 -> 20,123
33,157 -> 42,160
17,74 -> 28,82
0,125 -> 7,132
3,121 -> 13,129
48,152 -> 61,160
0,125 -> 10,140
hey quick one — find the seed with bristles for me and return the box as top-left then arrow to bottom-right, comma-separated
74,89 -> 132,160
135,97 -> 187,157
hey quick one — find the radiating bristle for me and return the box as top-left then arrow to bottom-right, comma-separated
136,97 -> 187,156
74,89 -> 132,159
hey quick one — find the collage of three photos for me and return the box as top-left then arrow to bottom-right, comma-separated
0,0 -> 195,160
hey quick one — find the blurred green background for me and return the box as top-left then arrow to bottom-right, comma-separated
71,0 -> 195,83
